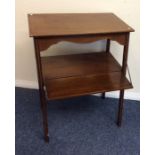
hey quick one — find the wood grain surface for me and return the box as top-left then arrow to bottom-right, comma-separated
28,13 -> 134,37
41,52 -> 132,100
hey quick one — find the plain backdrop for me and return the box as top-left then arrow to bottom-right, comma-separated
15,0 -> 140,99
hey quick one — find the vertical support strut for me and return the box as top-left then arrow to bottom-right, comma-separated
101,39 -> 111,99
106,39 -> 110,53
34,38 -> 49,142
117,33 -> 130,127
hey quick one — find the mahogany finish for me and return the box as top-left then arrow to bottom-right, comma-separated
33,39 -> 49,142
35,33 -> 128,51
41,52 -> 121,80
117,33 -> 130,126
28,13 -> 134,142
28,13 -> 134,37
45,72 -> 132,100
102,39 -> 111,98
41,52 -> 132,100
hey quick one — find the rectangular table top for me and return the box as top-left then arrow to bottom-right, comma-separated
28,13 -> 134,37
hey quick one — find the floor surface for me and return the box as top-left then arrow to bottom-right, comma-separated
15,88 -> 140,155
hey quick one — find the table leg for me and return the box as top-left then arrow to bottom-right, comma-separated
34,38 -> 49,142
39,89 -> 49,142
101,92 -> 105,99
117,90 -> 124,127
101,39 -> 110,99
117,33 -> 129,127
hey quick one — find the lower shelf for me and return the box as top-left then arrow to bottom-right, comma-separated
41,52 -> 133,100
44,72 -> 132,100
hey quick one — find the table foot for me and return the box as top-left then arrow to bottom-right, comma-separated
101,93 -> 106,99
45,135 -> 49,143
